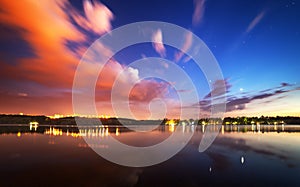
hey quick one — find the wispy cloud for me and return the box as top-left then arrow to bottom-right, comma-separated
17,92 -> 28,97
246,10 -> 266,33
191,81 -> 299,114
151,29 -> 166,57
192,0 -> 207,26
70,0 -> 114,35
0,0 -> 88,88
204,79 -> 231,99
225,10 -> 267,54
174,31 -> 193,62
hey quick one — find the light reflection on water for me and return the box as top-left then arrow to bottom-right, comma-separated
0,124 -> 300,186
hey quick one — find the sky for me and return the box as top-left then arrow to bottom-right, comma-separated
0,0 -> 299,119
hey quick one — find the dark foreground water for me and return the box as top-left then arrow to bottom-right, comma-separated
0,124 -> 299,187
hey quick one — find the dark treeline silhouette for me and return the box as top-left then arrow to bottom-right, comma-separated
222,116 -> 300,125
0,114 -> 300,125
0,114 -> 122,125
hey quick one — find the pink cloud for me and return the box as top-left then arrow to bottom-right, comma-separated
129,84 -> 182,120
71,0 -> 114,35
18,93 -> 28,97
174,31 -> 193,62
152,29 -> 166,57
193,0 -> 207,26
129,80 -> 169,103
246,11 -> 265,33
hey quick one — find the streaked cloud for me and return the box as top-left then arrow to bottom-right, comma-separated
70,0 -> 114,35
18,92 -> 28,97
246,11 -> 266,33
204,79 -> 231,99
174,31 -> 193,62
197,82 -> 300,114
0,0 -> 115,89
0,0 -> 87,88
192,0 -> 207,26
152,29 -> 166,57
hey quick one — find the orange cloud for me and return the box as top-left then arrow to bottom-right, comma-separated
0,0 -> 117,115
0,0 -> 87,88
0,1 -> 178,117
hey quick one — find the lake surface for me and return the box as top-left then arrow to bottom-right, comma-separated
0,124 -> 300,187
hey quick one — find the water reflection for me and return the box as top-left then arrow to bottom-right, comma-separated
0,124 -> 299,138
45,127 -> 63,136
241,156 -> 245,164
0,124 -> 300,186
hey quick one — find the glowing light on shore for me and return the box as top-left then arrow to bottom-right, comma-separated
165,119 -> 176,125
48,114 -> 113,119
165,119 -> 176,132
29,121 -> 39,125
29,121 -> 39,131
100,115 -> 111,119
49,114 -> 64,119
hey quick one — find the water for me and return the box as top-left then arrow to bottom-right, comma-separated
0,124 -> 299,187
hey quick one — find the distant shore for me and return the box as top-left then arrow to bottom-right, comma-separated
0,114 -> 300,126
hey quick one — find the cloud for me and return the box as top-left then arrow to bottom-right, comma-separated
280,82 -> 292,87
225,98 -> 249,112
95,61 -> 172,117
129,80 -> 169,103
246,11 -> 265,33
226,10 -> 267,54
70,0 -> 114,35
18,92 -> 28,97
204,79 -> 231,99
0,0 -> 115,89
0,1 -> 172,117
174,31 -> 193,62
198,82 -> 299,113
83,50 -> 172,118
0,0 -> 88,88
151,29 -> 166,57
95,59 -> 140,93
192,0 -> 207,26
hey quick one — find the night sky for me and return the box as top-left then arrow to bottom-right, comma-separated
0,0 -> 299,118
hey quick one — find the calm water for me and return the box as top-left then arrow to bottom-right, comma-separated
0,124 -> 300,187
